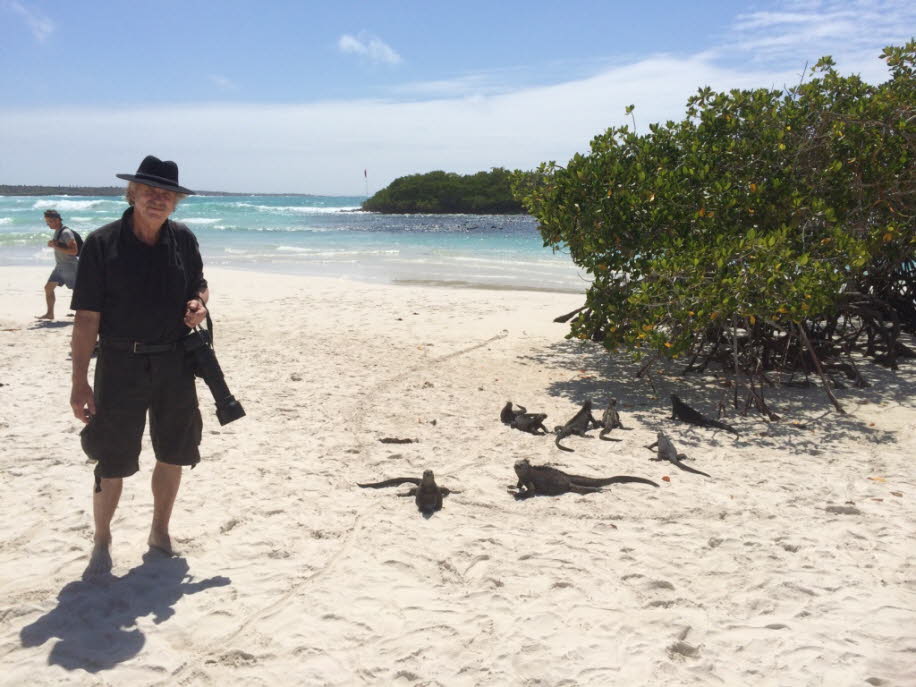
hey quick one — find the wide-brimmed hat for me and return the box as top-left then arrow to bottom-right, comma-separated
116,155 -> 195,195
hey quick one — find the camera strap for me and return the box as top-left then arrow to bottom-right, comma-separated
204,309 -> 214,345
188,308 -> 215,349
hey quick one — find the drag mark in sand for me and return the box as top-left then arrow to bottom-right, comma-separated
346,329 -> 509,456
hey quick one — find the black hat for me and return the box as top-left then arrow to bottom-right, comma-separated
116,155 -> 195,195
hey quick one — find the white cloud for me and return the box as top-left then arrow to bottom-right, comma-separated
376,0 -> 913,101
392,74 -> 505,98
338,32 -> 402,65
0,56 -> 812,195
6,0 -> 54,42
727,0 -> 914,69
338,34 -> 363,54
209,74 -> 238,91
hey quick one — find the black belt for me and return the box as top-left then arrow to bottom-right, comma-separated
100,338 -> 180,354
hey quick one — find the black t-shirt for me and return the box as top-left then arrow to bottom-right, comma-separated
71,207 -> 208,343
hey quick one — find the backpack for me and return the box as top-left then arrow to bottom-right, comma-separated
55,226 -> 83,256
71,229 -> 84,256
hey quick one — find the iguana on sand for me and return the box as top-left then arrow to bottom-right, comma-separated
645,431 -> 712,478
512,458 -> 659,498
671,394 -> 739,437
500,401 -> 527,424
554,400 -> 602,451
598,397 -> 629,440
512,412 -> 549,435
501,401 -> 549,435
358,469 -> 457,514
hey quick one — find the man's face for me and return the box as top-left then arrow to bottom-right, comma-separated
44,215 -> 62,231
133,183 -> 179,226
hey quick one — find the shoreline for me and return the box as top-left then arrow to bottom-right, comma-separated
391,277 -> 584,294
0,265 -> 913,685
0,262 -> 589,297
1,194 -> 583,294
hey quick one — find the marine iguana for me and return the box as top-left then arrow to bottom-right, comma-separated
357,469 -> 457,514
598,397 -> 629,440
512,458 -> 659,498
645,432 -> 712,478
511,412 -> 550,435
501,401 -> 549,435
554,400 -> 602,451
671,394 -> 739,437
500,401 -> 527,424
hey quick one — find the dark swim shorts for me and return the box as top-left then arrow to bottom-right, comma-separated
49,264 -> 77,289
80,347 -> 202,488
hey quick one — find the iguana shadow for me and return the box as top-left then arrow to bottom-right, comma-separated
19,552 -> 230,673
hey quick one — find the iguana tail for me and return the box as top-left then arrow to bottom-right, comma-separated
603,476 -> 660,487
357,477 -> 422,488
569,475 -> 660,488
704,418 -> 740,436
669,461 -> 712,478
554,427 -> 574,452
599,427 -> 622,441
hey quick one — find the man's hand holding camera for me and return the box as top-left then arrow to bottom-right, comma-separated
184,296 -> 207,328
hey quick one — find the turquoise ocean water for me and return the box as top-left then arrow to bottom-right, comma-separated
0,195 -> 586,292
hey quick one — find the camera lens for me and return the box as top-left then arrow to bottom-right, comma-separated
216,397 -> 246,426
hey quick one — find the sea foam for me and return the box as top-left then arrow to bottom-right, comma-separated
32,199 -> 115,211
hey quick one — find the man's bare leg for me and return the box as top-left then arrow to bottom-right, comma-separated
85,477 -> 123,577
149,461 -> 182,555
36,283 -> 55,319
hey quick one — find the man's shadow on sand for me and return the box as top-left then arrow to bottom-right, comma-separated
19,552 -> 230,673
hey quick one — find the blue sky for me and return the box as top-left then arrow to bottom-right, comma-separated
1,0 -> 912,194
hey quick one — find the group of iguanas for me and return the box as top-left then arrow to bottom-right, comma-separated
504,394 -> 738,448
500,393 -> 740,487
358,459 -> 658,514
358,393 -> 739,515
500,397 -> 626,443
501,398 -> 625,451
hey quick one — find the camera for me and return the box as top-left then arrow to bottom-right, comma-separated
183,328 -> 246,425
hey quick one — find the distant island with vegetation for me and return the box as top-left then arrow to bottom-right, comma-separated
362,168 -> 525,214
2,170 -> 527,210
0,185 -> 126,196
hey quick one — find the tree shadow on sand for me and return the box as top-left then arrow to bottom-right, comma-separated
523,337 -> 916,454
19,552 -> 230,673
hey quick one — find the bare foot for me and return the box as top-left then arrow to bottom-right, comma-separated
148,530 -> 177,557
35,313 -> 53,320
83,542 -> 113,579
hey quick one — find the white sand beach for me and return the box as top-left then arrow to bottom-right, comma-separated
0,265 -> 913,686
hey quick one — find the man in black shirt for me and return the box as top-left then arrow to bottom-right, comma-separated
70,155 -> 209,576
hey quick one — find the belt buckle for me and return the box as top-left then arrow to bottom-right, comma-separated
132,341 -> 141,354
